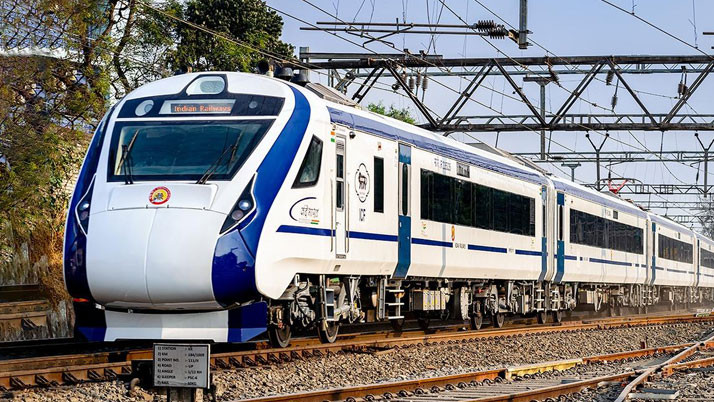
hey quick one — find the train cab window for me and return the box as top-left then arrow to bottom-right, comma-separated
374,157 -> 384,213
292,136 -> 323,188
108,120 -> 273,182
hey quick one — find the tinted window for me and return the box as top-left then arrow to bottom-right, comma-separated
419,168 -> 535,237
374,157 -> 384,213
702,248 -> 714,269
454,179 -> 472,226
569,209 -> 643,254
401,164 -> 409,215
108,120 -> 273,182
658,234 -> 693,263
292,136 -> 323,188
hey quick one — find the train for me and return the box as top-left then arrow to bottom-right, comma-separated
64,71 -> 714,347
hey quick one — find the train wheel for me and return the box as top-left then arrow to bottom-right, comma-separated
492,313 -> 505,328
390,318 -> 405,332
552,310 -> 563,323
470,313 -> 483,330
267,323 -> 291,348
418,316 -> 431,330
317,321 -> 339,344
537,311 -> 547,324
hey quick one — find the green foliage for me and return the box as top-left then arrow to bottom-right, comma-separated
367,102 -> 416,125
171,0 -> 294,72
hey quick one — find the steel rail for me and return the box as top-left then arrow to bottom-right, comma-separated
243,343 -> 691,402
613,332 -> 714,401
0,312 -> 711,391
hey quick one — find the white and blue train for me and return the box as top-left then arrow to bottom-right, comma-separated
64,72 -> 714,347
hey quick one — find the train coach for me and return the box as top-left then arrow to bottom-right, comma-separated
64,71 -> 714,347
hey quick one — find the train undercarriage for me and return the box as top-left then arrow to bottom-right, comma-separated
266,274 -> 714,348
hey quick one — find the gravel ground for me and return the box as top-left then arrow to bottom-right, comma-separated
631,367 -> 714,401
6,322 -> 713,402
211,322 -> 713,400
445,353 -> 671,402
4,381 -> 164,402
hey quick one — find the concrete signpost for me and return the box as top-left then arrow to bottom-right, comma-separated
153,343 -> 210,402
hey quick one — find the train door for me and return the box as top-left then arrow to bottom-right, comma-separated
649,221 -> 656,285
645,218 -> 652,285
393,144 -> 411,278
554,192 -> 565,282
334,136 -> 347,258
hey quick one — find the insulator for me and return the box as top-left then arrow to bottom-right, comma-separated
408,76 -> 416,91
611,94 -> 618,109
422,75 -> 428,91
415,71 -> 421,88
488,26 -> 508,39
400,70 -> 407,83
605,70 -> 614,86
472,19 -> 496,32
548,66 -> 559,85
678,83 -> 688,96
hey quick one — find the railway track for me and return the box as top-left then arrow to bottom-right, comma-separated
0,311 -> 712,392
248,332 -> 714,402
242,345 -> 686,402
0,285 -> 50,338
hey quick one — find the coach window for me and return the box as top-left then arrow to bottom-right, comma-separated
336,152 -> 345,210
401,164 -> 409,215
454,179 -> 472,226
292,136 -> 323,188
473,184 -> 493,230
374,157 -> 384,213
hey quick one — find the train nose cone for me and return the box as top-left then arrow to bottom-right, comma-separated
86,209 -> 156,306
86,208 -> 225,309
144,208 -> 224,306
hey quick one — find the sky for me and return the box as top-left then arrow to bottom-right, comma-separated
266,0 -> 714,228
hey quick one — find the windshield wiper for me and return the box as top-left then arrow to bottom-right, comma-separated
116,130 -> 140,184
196,130 -> 244,184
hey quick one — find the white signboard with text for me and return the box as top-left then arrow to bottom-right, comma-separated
153,343 -> 210,388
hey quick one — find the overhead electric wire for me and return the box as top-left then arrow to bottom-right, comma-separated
136,0 -> 428,108
277,1 -> 583,179
457,0 -> 712,194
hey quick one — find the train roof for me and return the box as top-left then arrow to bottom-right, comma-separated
115,72 -> 707,241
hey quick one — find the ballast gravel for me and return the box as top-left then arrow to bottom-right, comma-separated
5,322 -> 713,402
211,322 -> 712,400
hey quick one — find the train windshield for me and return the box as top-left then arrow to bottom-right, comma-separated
107,120 -> 274,182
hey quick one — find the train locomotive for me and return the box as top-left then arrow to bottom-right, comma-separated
64,72 -> 714,347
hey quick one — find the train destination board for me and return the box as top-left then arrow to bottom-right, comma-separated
159,99 -> 235,114
153,343 -> 210,388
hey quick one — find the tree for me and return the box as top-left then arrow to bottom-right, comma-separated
367,102 -> 416,125
171,0 -> 294,73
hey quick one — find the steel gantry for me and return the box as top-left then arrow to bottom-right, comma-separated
301,52 -> 714,133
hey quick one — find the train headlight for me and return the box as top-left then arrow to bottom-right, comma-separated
186,76 -> 226,95
75,176 -> 95,235
220,177 -> 255,234
238,199 -> 253,211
